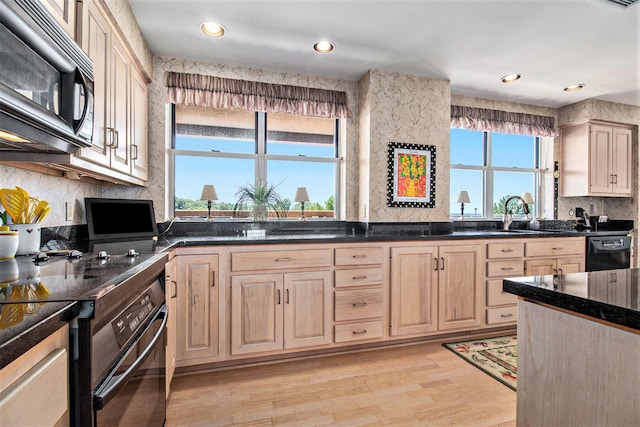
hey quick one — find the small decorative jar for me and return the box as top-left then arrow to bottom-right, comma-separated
0,226 -> 19,259
9,223 -> 42,256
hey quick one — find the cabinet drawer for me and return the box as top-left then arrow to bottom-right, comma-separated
335,247 -> 383,266
486,260 -> 524,277
525,238 -> 584,257
335,268 -> 383,288
334,288 -> 383,321
487,241 -> 524,259
486,279 -> 518,306
486,306 -> 517,324
334,320 -> 383,343
231,249 -> 333,271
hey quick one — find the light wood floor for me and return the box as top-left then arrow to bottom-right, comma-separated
166,341 -> 516,426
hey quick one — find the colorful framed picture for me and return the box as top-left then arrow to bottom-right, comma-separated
386,142 -> 436,208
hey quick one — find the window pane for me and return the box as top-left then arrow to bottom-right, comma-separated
267,159 -> 335,218
450,169 -> 484,218
493,171 -> 535,216
175,106 -> 255,153
491,133 -> 535,168
174,155 -> 254,216
450,128 -> 483,166
267,112 -> 335,157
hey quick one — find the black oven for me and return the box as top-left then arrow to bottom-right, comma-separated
71,254 -> 168,427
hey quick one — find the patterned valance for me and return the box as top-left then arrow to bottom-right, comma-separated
451,105 -> 556,137
164,71 -> 350,119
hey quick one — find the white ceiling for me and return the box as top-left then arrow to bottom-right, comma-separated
127,0 -> 640,108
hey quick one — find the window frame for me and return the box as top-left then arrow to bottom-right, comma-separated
450,129 -> 541,219
169,105 -> 341,219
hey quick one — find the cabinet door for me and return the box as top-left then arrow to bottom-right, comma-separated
283,271 -> 332,349
176,254 -> 219,363
589,124 -> 613,194
77,0 -> 111,166
556,256 -> 584,274
109,35 -> 130,174
525,258 -> 556,276
390,246 -> 438,336
612,127 -> 632,195
39,0 -> 76,38
164,258 -> 177,396
130,68 -> 148,180
438,244 -> 483,331
231,274 -> 284,355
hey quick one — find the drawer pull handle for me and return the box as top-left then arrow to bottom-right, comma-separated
500,313 -> 514,318
433,257 -> 438,271
277,289 -> 281,305
276,257 -> 293,262
501,249 -> 514,253
352,302 -> 368,307
501,267 -> 514,271
353,275 -> 368,280
352,329 -> 367,335
352,254 -> 367,259
552,247 -> 563,250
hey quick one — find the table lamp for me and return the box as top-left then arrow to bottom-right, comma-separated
200,184 -> 218,220
456,190 -> 470,220
294,187 -> 310,220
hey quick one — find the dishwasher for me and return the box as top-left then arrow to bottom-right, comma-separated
585,235 -> 632,271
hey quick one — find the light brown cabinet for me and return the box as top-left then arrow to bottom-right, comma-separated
390,242 -> 482,336
561,121 -> 633,197
74,0 -> 149,185
0,325 -> 69,427
176,254 -> 220,365
485,240 -> 523,326
524,238 -> 585,275
333,246 -> 386,343
231,271 -> 332,355
39,0 -> 76,38
164,256 -> 177,396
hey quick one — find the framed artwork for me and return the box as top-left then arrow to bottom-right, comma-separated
386,142 -> 436,208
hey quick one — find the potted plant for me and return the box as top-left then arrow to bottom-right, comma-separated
233,182 -> 285,222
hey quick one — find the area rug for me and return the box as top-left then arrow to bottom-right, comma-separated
443,335 -> 517,391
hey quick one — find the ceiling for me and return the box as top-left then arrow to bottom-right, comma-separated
127,0 -> 640,109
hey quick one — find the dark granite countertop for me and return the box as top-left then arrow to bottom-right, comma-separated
503,269 -> 640,330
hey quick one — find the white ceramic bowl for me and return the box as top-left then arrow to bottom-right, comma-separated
0,231 -> 19,260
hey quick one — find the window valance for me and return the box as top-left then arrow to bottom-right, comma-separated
164,71 -> 350,119
450,105 -> 556,137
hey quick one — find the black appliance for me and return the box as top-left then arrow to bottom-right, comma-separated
586,235 -> 632,272
0,0 -> 94,155
85,198 -> 159,241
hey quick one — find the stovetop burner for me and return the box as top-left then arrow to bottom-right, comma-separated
0,239 -> 164,304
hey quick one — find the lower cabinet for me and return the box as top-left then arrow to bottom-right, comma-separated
164,255 -> 177,396
231,271 -> 332,355
390,243 -> 482,336
0,325 -> 69,426
176,253 -> 220,365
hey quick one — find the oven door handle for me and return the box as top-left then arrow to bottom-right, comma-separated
93,305 -> 168,410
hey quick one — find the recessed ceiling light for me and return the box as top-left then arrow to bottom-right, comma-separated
313,40 -> 334,53
564,84 -> 585,92
201,21 -> 226,38
500,73 -> 522,83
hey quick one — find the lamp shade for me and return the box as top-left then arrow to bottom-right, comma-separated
200,184 -> 218,200
521,192 -> 534,204
455,190 -> 470,204
294,187 -> 310,202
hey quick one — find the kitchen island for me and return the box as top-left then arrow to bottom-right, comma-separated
504,269 -> 639,426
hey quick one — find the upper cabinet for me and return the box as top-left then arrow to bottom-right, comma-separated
561,121 -> 633,197
76,0 -> 149,184
38,0 -> 76,38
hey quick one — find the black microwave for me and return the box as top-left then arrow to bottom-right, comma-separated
0,0 -> 94,155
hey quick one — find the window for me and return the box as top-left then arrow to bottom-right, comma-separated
450,128 -> 540,219
172,106 -> 339,219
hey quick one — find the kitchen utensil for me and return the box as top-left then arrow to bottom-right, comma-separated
0,188 -> 26,224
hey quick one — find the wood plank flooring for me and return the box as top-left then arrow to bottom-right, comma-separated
166,341 -> 516,426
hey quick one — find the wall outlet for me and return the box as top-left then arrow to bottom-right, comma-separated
65,201 -> 73,221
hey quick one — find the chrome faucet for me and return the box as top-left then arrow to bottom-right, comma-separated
502,195 -> 530,230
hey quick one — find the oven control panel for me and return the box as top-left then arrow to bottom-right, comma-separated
112,289 -> 157,348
